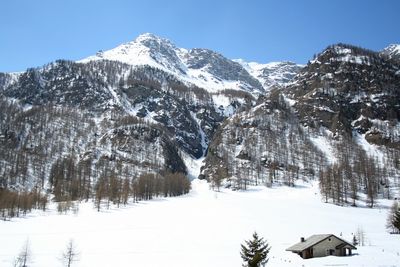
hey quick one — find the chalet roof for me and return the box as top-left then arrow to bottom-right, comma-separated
286,234 -> 356,252
286,234 -> 331,252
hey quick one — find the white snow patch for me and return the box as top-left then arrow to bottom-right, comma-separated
318,106 -> 334,113
0,180 -> 398,267
234,59 -> 303,89
351,115 -> 367,126
335,55 -> 370,65
212,94 -> 236,116
309,134 -> 336,164
282,94 -> 296,107
181,153 -> 205,180
334,47 -> 352,54
354,132 -> 384,165
370,93 -> 386,102
350,92 -> 367,104
212,94 -> 231,108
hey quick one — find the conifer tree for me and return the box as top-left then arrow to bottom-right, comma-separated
352,235 -> 358,246
393,208 -> 400,233
240,232 -> 270,267
386,201 -> 400,234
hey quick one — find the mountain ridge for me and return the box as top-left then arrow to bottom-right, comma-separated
78,33 -> 303,93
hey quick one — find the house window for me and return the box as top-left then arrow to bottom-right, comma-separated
328,238 -> 331,241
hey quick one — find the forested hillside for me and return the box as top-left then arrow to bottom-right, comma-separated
1,38 -> 399,219
202,44 -> 400,207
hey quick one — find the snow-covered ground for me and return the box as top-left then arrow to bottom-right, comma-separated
0,179 -> 399,267
309,134 -> 337,164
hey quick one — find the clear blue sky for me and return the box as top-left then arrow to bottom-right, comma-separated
1,0 -> 399,72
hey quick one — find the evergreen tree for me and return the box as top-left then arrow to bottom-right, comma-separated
393,208 -> 400,233
352,235 -> 358,246
240,232 -> 270,267
386,201 -> 400,234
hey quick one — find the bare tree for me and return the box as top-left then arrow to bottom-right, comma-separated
13,239 -> 31,267
356,226 -> 366,246
60,239 -> 79,267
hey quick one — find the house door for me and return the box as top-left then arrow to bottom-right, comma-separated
326,249 -> 335,256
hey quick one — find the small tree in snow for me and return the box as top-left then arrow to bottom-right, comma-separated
240,232 -> 270,267
352,234 -> 358,246
386,201 -> 400,234
13,239 -> 31,267
394,209 -> 400,233
356,226 -> 366,246
60,239 -> 79,267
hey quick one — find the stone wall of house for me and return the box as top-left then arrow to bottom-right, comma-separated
312,236 -> 343,257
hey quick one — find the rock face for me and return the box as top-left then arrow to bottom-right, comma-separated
1,60 -> 226,159
201,44 -> 400,201
1,33 -> 300,166
183,48 -> 264,92
285,43 -> 400,144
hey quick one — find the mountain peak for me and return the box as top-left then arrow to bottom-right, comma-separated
77,33 -> 300,93
384,43 -> 400,51
309,43 -> 381,67
134,33 -> 176,48
135,32 -> 167,41
78,32 -> 183,73
381,43 -> 400,60
136,32 -> 161,40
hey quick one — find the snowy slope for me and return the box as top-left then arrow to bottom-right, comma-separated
80,33 -> 187,75
381,44 -> 400,60
79,33 -> 263,93
0,179 -> 398,267
234,59 -> 303,90
79,33 -> 301,93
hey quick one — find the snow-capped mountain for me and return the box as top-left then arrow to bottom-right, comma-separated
79,33 -> 300,93
1,36 -> 400,267
80,33 -> 187,75
234,59 -> 303,89
1,37 -> 399,212
381,44 -> 400,60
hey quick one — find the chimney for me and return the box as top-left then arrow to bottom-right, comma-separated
301,237 -> 305,242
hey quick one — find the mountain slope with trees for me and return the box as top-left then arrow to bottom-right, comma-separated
202,43 -> 400,207
0,36 -> 399,217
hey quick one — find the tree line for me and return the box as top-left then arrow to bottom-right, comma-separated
94,172 -> 190,211
0,187 -> 48,219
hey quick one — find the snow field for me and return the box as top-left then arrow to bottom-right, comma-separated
0,179 -> 399,267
